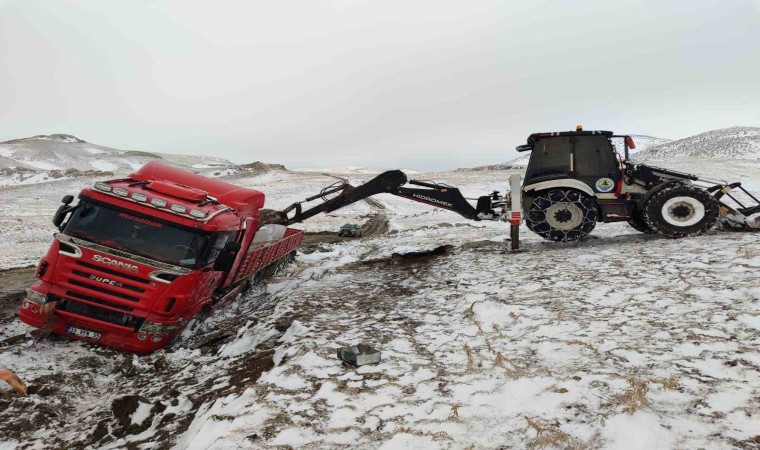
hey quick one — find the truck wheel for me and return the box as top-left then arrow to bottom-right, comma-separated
526,189 -> 598,242
642,184 -> 719,238
627,213 -> 656,234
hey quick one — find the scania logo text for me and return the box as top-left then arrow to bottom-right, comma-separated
92,254 -> 139,272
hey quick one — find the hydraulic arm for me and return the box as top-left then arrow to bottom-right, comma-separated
260,170 -> 504,226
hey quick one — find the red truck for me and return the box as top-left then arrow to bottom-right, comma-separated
19,161 -> 303,353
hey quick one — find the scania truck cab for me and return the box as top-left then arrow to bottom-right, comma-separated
20,161 -> 302,353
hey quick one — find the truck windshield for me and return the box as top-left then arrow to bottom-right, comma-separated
64,202 -> 207,268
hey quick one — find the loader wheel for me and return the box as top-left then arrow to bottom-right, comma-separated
526,189 -> 598,242
627,213 -> 656,234
642,184 -> 719,238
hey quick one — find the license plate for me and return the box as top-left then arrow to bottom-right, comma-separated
66,326 -> 102,340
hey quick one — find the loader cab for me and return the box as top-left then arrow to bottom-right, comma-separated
519,130 -> 622,195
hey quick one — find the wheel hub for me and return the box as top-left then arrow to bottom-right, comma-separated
661,196 -> 705,227
545,202 -> 583,230
671,204 -> 693,219
554,209 -> 573,223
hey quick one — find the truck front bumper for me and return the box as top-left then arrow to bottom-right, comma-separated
19,298 -> 175,354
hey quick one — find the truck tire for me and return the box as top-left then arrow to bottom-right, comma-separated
526,189 -> 598,242
642,184 -> 719,238
628,213 -> 656,234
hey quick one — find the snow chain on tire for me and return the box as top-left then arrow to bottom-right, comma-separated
627,212 -> 656,234
642,183 -> 719,238
526,189 -> 598,242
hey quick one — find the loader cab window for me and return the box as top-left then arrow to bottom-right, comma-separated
574,136 -> 620,179
525,137 -> 572,183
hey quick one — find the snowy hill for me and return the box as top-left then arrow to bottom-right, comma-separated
626,134 -> 672,154
0,134 -> 282,186
0,134 -> 235,173
635,127 -> 760,161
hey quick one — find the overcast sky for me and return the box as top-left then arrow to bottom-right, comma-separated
1,0 -> 758,170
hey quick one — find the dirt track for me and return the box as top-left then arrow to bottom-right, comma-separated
300,199 -> 389,250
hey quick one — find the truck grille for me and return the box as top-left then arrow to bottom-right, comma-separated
57,297 -> 143,330
65,290 -> 133,312
75,260 -> 149,285
67,274 -> 141,302
55,257 -> 167,329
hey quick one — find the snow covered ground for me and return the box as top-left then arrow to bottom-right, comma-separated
0,163 -> 758,449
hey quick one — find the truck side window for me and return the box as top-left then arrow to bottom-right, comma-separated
204,231 -> 238,265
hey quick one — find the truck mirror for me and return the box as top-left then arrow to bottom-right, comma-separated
52,205 -> 69,230
53,195 -> 77,230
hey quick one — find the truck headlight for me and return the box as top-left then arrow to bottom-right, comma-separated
25,288 -> 47,305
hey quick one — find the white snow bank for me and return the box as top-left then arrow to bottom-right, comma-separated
601,412 -> 675,449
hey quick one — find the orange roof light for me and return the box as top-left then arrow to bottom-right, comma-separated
576,124 -> 583,131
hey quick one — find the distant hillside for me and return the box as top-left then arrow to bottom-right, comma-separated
0,134 -> 235,173
635,127 -> 760,161
626,135 -> 672,154
0,134 -> 288,187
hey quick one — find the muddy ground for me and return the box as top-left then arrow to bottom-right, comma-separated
0,266 -> 35,330
300,199 -> 389,250
0,207 -> 393,448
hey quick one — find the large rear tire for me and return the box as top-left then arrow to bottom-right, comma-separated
526,189 -> 598,242
628,212 -> 656,234
642,184 -> 719,238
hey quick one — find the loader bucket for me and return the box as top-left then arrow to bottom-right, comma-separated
709,183 -> 760,231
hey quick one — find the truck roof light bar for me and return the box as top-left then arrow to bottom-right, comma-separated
94,182 -> 112,192
90,184 -> 234,222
